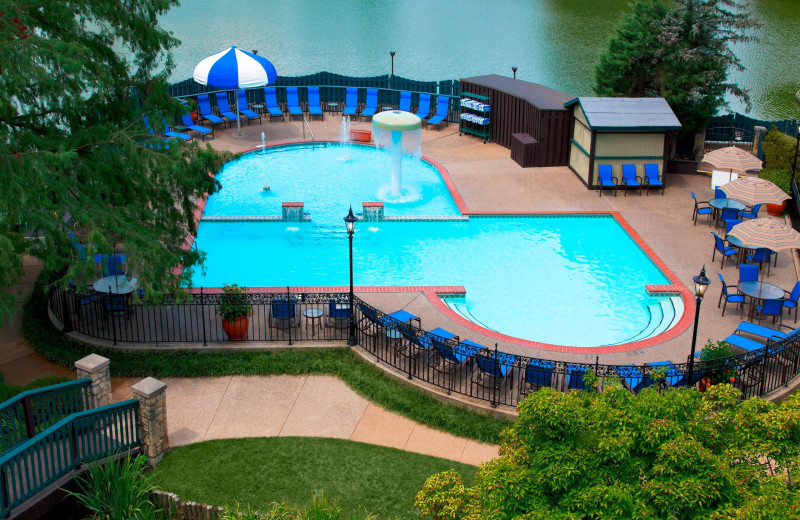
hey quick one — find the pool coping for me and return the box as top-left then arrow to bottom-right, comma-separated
182,140 -> 694,355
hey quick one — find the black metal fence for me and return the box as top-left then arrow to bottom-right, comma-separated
49,287 -> 800,406
705,112 -> 799,160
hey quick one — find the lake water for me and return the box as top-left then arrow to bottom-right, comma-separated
160,0 -> 799,119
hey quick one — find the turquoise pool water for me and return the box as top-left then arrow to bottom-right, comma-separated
192,147 -> 674,347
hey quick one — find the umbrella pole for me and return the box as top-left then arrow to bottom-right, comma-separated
236,92 -> 241,136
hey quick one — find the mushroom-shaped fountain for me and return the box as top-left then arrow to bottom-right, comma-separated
372,110 -> 422,197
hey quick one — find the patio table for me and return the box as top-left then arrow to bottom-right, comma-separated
737,281 -> 784,320
709,198 -> 745,226
93,276 -> 138,295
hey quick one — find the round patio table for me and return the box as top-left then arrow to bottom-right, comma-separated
710,198 -> 746,226
93,276 -> 138,295
726,234 -> 756,264
737,281 -> 784,321
303,308 -> 323,336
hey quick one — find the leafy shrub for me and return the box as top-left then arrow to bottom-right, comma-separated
414,470 -> 468,520
216,283 -> 252,320
219,494 -> 377,519
761,126 -> 798,169
759,166 -> 793,195
701,339 -> 738,384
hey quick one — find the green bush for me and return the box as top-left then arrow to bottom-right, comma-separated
761,126 -> 798,169
759,166 -> 793,195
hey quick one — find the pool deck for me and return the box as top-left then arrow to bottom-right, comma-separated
200,115 -> 800,368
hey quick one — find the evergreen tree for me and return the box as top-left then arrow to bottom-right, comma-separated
595,0 -> 759,136
0,0 -> 225,318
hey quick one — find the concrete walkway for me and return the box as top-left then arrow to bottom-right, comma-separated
0,260 -> 499,466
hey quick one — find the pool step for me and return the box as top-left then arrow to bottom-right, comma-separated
627,297 -> 682,343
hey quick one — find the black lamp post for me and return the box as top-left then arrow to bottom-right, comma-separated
793,122 -> 800,175
687,265 -> 711,386
512,66 -> 517,79
389,51 -> 396,89
344,207 -> 358,345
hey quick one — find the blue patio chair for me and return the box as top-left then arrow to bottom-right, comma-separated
597,164 -> 618,197
731,320 -> 799,343
270,298 -> 300,330
691,192 -> 713,225
739,263 -> 758,283
94,254 -> 126,276
181,114 -> 214,141
725,218 -> 741,236
360,88 -> 378,121
472,350 -> 516,397
718,206 -> 739,229
782,281 -> 800,323
68,281 -> 100,321
214,93 -> 240,127
420,328 -> 461,393
724,331 -> 768,352
614,364 -> 645,393
754,298 -> 785,325
714,187 -> 727,199
103,293 -> 130,319
286,86 -> 303,120
329,299 -> 351,329
711,231 -> 737,268
307,87 -> 323,120
620,164 -> 642,196
68,232 -> 88,261
197,94 -> 226,129
164,123 -> 192,142
643,163 -> 664,195
566,364 -> 589,391
343,87 -> 359,118
746,248 -> 774,275
415,93 -> 432,119
717,273 -> 744,317
739,203 -> 762,220
236,90 -> 262,125
398,91 -> 412,112
520,359 -> 554,395
425,96 -> 451,130
263,87 -> 285,121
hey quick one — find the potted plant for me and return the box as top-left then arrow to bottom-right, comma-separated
216,283 -> 252,340
188,98 -> 200,123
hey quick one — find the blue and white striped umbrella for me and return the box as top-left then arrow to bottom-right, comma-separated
193,46 -> 277,134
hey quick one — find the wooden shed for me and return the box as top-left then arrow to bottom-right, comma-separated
565,97 -> 682,190
460,75 -> 572,167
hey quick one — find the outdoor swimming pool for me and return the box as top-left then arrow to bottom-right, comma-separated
192,145 -> 681,347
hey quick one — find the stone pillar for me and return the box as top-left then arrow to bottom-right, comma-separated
282,201 -> 304,221
362,202 -> 384,222
74,354 -> 111,408
131,377 -> 168,468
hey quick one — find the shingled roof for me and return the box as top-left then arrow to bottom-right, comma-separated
564,97 -> 681,131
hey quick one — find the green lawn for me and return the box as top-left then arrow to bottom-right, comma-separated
150,437 -> 477,519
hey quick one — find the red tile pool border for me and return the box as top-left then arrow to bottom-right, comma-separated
183,142 -> 693,354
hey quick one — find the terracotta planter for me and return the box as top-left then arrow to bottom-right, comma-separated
766,200 -> 787,217
221,315 -> 249,341
190,110 -> 199,124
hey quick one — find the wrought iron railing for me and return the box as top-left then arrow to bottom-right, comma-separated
48,288 -> 800,404
0,400 -> 139,518
0,379 -> 92,454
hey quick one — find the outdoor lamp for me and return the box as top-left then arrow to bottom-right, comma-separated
344,206 -> 358,345
688,265 -> 711,387
693,265 -> 710,299
345,206 -> 357,235
512,66 -> 518,79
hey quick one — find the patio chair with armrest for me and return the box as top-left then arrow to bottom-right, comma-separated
725,218 -> 741,236
782,281 -> 800,323
739,203 -> 762,220
691,192 -> 713,225
621,164 -> 642,196
286,87 -> 303,120
328,299 -> 351,330
597,165 -> 618,197
343,87 -> 360,118
425,96 -> 451,130
754,298 -> 785,326
181,114 -> 214,141
214,93 -> 241,127
711,232 -> 737,268
236,90 -> 262,125
197,94 -> 226,129
717,273 -> 744,317
746,248 -> 774,276
94,254 -> 126,277
715,187 -> 727,199
360,88 -> 378,121
718,206 -> 739,230
269,298 -> 300,330
307,87 -> 323,120
263,87 -> 285,121
739,263 -> 758,283
398,91 -> 412,112
643,163 -> 664,195
415,93 -> 431,120
519,359 -> 554,395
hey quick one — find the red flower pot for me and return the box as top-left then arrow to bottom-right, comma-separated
766,200 -> 787,216
221,315 -> 249,341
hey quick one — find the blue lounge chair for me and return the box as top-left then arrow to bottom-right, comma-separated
691,192 -> 713,225
181,114 -> 214,141
520,359 -> 554,394
711,232 -> 737,268
415,93 -> 431,119
398,91 -> 412,112
270,298 -> 299,330
747,248 -> 774,275
263,87 -> 285,121
739,203 -> 762,220
724,332 -> 768,352
418,327 -> 459,351
307,87 -> 323,120
731,321 -> 797,342
754,298 -> 785,325
717,273 -> 744,317
782,281 -> 800,323
360,88 -> 378,121
614,364 -> 645,393
643,163 -> 664,195
164,123 -> 192,142
197,94 -> 226,128
419,328 -> 461,393
473,350 -> 517,396
644,361 -> 685,388
425,96 -> 450,130
597,164 -> 618,196
739,263 -> 758,283
214,93 -> 240,127
236,90 -> 262,125
343,87 -> 359,118
286,87 -> 303,120
566,364 -> 589,391
621,164 -> 642,196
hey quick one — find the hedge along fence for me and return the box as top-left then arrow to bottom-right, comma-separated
762,126 -> 800,169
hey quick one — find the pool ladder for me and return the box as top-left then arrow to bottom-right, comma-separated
301,116 -> 315,148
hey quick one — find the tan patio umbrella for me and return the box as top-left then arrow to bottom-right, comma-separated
727,218 -> 800,252
719,176 -> 791,206
699,146 -> 763,175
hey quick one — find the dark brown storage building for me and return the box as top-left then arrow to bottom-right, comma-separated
459,75 -> 573,167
